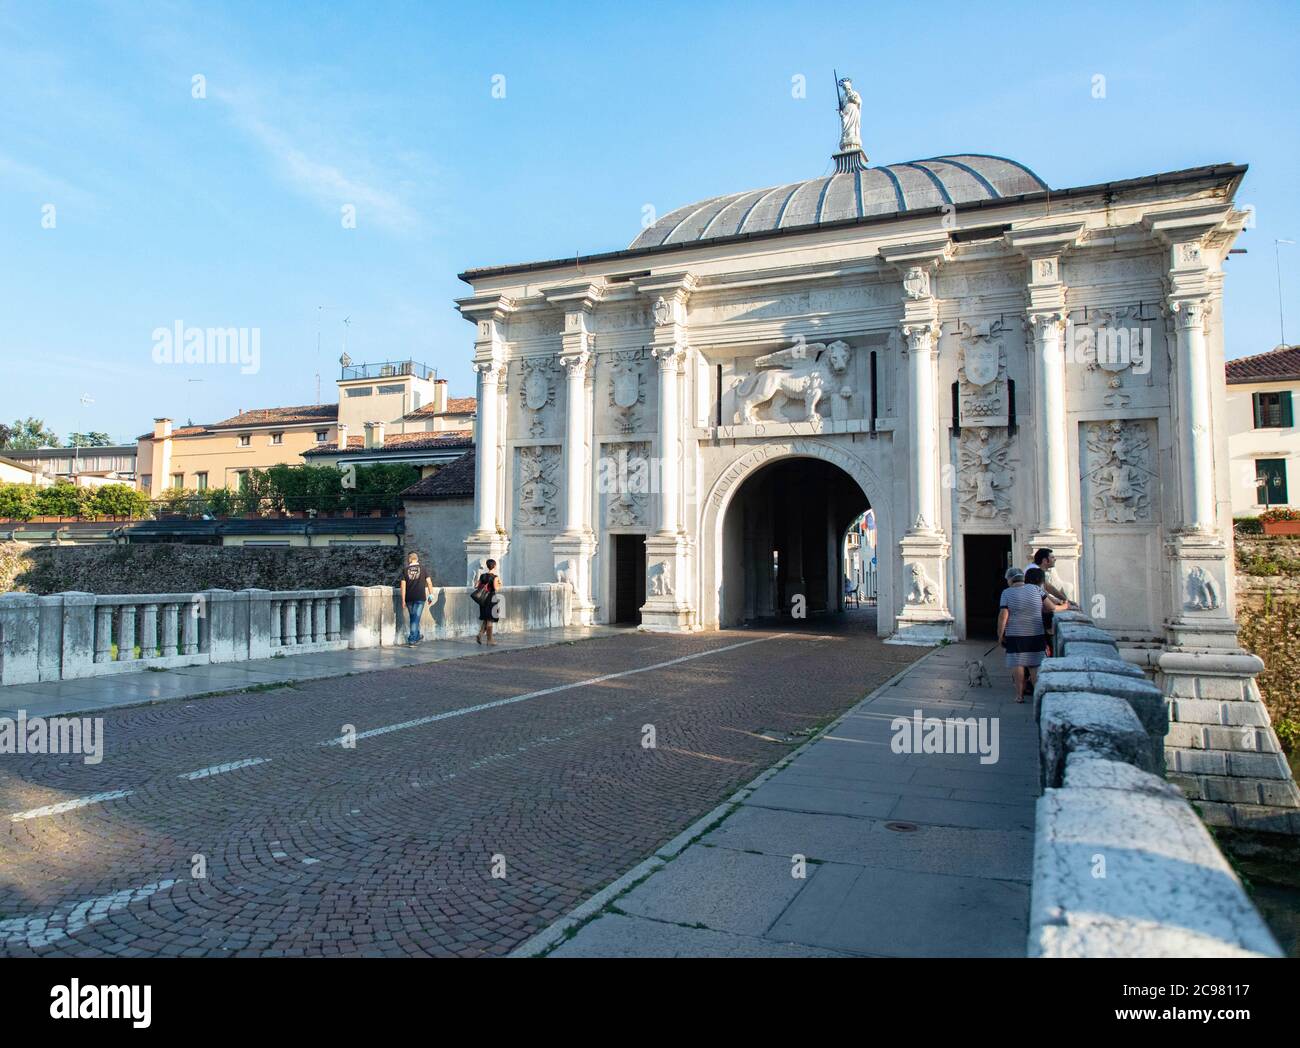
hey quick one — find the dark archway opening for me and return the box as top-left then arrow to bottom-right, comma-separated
719,457 -> 869,626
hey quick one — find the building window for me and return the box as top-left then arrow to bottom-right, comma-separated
378,383 -> 405,395
270,433 -> 284,445
1256,459 -> 1289,505
236,470 -> 249,490
171,474 -> 184,489
346,387 -> 373,397
315,430 -> 329,442
1253,390 -> 1294,429
196,472 -> 208,491
239,434 -> 251,447
141,474 -> 152,492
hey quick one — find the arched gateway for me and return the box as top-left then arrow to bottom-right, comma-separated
698,439 -> 891,632
456,98 -> 1250,654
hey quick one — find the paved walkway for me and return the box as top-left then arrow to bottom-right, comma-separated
0,625 -> 622,720
538,640 -> 1038,957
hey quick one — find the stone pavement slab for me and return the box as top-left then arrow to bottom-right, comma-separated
547,639 -> 1038,957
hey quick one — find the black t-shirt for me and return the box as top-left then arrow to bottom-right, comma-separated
399,564 -> 432,602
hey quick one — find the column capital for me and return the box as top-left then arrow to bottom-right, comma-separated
1168,296 -> 1212,330
901,321 -> 941,350
557,349 -> 591,377
472,358 -> 507,385
1027,311 -> 1067,337
651,343 -> 689,371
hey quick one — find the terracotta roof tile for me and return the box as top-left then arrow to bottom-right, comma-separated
402,396 -> 477,420
1226,345 -> 1300,383
402,450 -> 475,499
303,431 -> 474,456
210,404 -> 338,428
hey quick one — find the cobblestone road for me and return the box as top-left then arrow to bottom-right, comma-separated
0,617 -> 921,957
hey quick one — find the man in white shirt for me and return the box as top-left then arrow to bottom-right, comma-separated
1027,548 -> 1074,607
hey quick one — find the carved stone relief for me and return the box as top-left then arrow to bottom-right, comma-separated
514,445 -> 560,528
647,561 -> 674,597
905,562 -> 939,605
517,357 -> 558,437
957,318 -> 1008,426
1071,304 -> 1158,409
1184,565 -> 1221,611
1083,419 -> 1156,524
958,426 -> 1013,521
602,441 -> 651,527
732,340 -> 852,427
607,350 -> 646,433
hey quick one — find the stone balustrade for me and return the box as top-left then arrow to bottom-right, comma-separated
0,584 -> 572,686
1027,611 -> 1283,957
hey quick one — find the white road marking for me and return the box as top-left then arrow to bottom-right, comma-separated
0,878 -> 176,949
178,757 -> 271,781
10,789 -> 134,822
322,635 -> 783,747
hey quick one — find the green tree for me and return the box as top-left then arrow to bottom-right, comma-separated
66,431 -> 115,448
205,487 -> 236,517
265,463 -> 345,513
352,463 -> 420,513
0,483 -> 38,521
2,417 -> 58,450
34,482 -> 95,518
92,483 -> 152,518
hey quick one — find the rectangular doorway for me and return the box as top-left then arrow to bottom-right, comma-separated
613,534 -> 646,626
963,534 -> 1012,638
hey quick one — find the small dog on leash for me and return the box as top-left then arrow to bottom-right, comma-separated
966,658 -> 992,688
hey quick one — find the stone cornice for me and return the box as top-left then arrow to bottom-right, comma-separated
1142,204 -> 1235,245
456,291 -> 517,325
541,281 -> 607,313
1003,221 -> 1086,258
878,236 -> 953,270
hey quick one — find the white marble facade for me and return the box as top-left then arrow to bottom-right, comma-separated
457,147 -> 1249,649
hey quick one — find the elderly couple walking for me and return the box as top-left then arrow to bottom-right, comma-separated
396,552 -> 501,647
996,548 -> 1074,703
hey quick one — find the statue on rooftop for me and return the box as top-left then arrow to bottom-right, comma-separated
837,78 -> 862,153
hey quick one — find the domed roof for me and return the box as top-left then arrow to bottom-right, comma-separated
629,155 -> 1049,250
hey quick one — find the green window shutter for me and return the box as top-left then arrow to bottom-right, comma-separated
1253,392 -> 1264,428
1281,390 -> 1294,428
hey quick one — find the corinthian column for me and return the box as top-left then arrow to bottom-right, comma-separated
558,349 -> 591,533
651,343 -> 686,535
472,359 -> 503,536
1029,311 -> 1071,534
1171,298 -> 1216,532
903,322 -> 941,534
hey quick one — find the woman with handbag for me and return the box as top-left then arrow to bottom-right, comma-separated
474,558 -> 500,645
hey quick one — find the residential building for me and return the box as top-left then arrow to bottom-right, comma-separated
134,361 -> 476,495
1226,344 -> 1298,514
135,406 -> 338,495
3,445 -> 137,485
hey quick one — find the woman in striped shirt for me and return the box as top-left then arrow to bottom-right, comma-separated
998,566 -> 1068,702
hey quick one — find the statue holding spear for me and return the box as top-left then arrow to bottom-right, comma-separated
834,70 -> 863,153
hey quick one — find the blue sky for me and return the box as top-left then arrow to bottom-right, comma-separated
2,0 -> 1298,444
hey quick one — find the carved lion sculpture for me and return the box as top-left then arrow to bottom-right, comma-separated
736,340 -> 851,424
906,563 -> 938,605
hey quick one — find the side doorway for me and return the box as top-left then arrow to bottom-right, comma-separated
612,533 -> 646,626
963,533 -> 1012,638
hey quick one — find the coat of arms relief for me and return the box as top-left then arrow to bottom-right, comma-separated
518,357 -> 558,437
607,350 -> 646,433
515,445 -> 560,528
1083,419 -> 1155,524
1074,304 -> 1158,410
957,319 -> 1008,427
958,427 -> 1014,521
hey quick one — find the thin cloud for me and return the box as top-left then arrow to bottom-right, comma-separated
213,87 -> 423,235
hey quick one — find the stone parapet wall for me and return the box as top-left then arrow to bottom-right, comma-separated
0,584 -> 572,685
0,542 -> 405,597
1028,619 -> 1283,957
